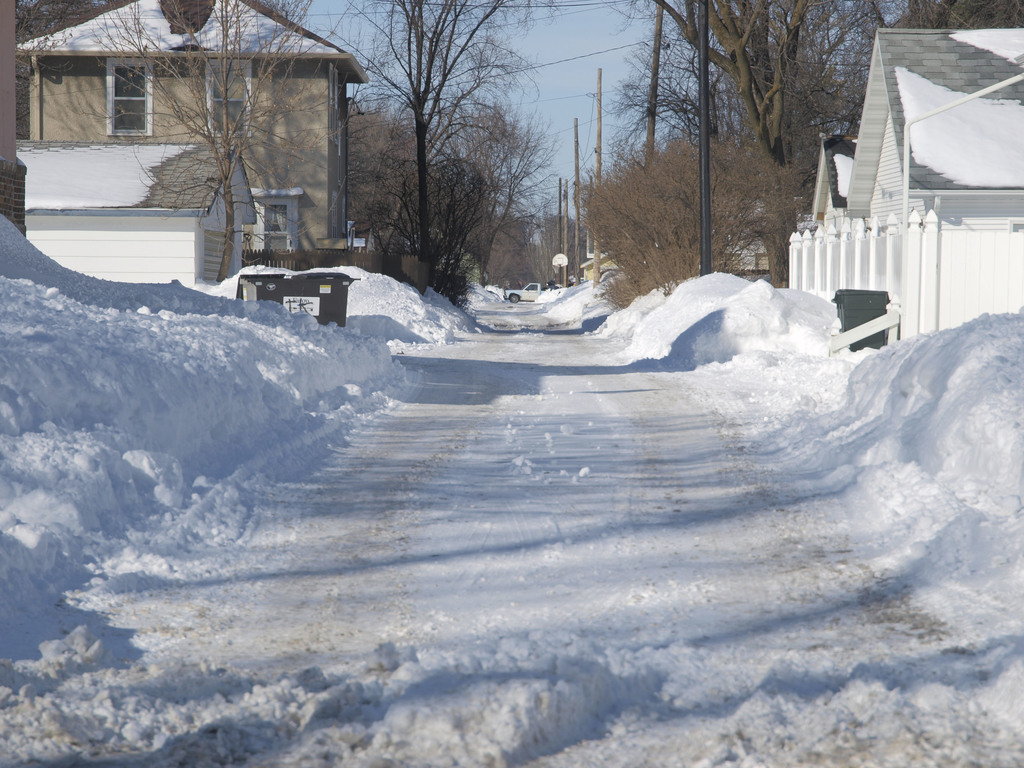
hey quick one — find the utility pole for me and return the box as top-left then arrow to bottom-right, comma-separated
563,178 -> 569,283
646,3 -> 664,163
557,176 -> 563,255
698,0 -> 712,275
593,68 -> 602,287
574,118 -> 581,283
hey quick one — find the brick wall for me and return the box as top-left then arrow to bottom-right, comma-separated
0,157 -> 25,233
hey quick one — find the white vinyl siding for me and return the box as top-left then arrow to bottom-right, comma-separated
25,214 -> 201,287
870,115 -> 908,222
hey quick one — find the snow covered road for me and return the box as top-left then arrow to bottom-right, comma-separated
64,308 -> 999,766
5,259 -> 1024,766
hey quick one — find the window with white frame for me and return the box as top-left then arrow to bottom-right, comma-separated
255,194 -> 298,251
207,60 -> 250,134
107,60 -> 152,135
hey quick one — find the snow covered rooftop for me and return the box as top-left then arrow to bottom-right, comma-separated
20,0 -> 363,68
896,66 -> 1024,189
20,143 -> 210,211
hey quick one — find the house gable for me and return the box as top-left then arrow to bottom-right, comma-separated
848,29 -> 1024,222
812,136 -> 856,224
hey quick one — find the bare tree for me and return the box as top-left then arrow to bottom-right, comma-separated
14,0 -> 99,137
648,0 -> 814,166
613,0 -> 881,285
587,137 -> 802,305
897,0 -> 1024,27
362,0 -> 532,291
455,104 -> 555,282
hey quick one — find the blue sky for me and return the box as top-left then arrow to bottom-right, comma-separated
304,1 -> 653,187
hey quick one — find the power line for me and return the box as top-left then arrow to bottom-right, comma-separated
523,40 -> 645,73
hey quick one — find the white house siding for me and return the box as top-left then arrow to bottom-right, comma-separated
870,116 -> 911,221
935,195 -> 1024,230
26,213 -> 201,286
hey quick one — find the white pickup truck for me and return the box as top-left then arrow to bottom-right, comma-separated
505,283 -> 542,303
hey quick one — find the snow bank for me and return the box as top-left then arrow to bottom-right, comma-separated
343,269 -> 473,347
763,313 -> 1024,634
0,217 -> 405,659
603,273 -> 836,367
208,266 -> 474,348
593,271 -> 1024,650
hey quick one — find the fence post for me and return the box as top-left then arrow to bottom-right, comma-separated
789,231 -> 801,289
852,218 -> 867,289
814,225 -> 826,298
825,223 -> 838,298
868,216 -> 881,291
920,209 -> 941,333
885,213 -> 901,300
801,229 -> 813,294
838,218 -> 852,290
903,209 -> 923,338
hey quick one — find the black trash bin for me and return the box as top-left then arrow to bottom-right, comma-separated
237,271 -> 357,327
832,289 -> 890,351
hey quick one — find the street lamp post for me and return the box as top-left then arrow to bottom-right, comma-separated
697,0 -> 712,276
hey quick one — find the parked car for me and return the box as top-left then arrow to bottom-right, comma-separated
506,283 -> 542,303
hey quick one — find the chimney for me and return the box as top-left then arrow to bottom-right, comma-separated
160,0 -> 216,35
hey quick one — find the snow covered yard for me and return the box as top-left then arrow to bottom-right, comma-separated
4,216 -> 1024,765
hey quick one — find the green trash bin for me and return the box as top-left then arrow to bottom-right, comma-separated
237,271 -> 356,327
832,289 -> 890,351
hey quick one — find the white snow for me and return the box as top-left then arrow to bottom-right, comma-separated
21,144 -> 191,210
5,214 -> 1024,765
953,29 -> 1024,64
20,0 -> 339,54
23,0 -> 344,55
833,151 -> 853,198
895,66 -> 1024,188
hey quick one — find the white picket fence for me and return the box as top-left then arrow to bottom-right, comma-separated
789,210 -> 1024,339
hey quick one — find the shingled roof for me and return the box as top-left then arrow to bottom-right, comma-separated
881,29 -> 1024,191
847,29 -> 1024,210
18,0 -> 367,82
20,142 -> 241,212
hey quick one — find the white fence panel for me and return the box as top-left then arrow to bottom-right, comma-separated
788,214 -> 1024,340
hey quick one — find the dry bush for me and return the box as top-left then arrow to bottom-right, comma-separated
586,139 -> 803,307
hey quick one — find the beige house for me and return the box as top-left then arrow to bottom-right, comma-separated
18,0 -> 367,282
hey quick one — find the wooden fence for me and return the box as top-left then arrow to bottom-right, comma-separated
242,248 -> 383,274
789,210 -> 1024,338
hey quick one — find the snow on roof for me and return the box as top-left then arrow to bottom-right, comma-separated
21,0 -> 344,57
21,144 -> 193,210
895,66 -> 1024,189
952,29 -> 1024,64
832,153 -> 853,200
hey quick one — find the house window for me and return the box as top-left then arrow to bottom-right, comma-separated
255,194 -> 298,251
208,60 -> 250,134
1010,220 -> 1024,234
107,60 -> 152,135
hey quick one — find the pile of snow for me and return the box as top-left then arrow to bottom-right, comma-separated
464,283 -> 505,309
210,265 -> 474,349
343,269 -> 473,347
0,217 -> 444,660
602,273 -> 836,366
767,313 -> 1024,635
593,270 -> 1024,647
